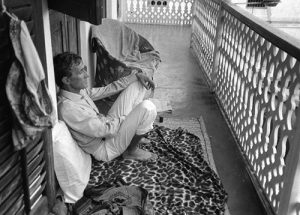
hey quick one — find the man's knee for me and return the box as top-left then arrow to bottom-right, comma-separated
140,100 -> 157,117
127,80 -> 144,92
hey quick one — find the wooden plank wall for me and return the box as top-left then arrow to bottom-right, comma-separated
0,0 -> 49,214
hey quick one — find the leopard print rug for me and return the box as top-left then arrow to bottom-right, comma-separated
89,125 -> 228,215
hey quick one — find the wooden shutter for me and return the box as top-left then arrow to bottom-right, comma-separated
49,9 -> 80,56
247,0 -> 265,7
48,0 -> 107,25
0,0 -> 52,214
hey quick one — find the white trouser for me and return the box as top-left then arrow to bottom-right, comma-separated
93,81 -> 157,161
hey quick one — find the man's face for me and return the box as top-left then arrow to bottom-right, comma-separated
67,61 -> 89,91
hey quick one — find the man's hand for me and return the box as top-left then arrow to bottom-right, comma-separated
136,73 -> 155,90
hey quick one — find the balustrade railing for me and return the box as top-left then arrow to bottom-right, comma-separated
122,0 -> 194,25
191,0 -> 300,214
190,0 -> 221,88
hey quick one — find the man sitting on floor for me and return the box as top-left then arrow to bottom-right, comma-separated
54,52 -> 157,162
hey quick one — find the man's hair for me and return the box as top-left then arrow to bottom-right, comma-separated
53,52 -> 82,88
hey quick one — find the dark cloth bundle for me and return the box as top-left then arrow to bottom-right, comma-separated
73,179 -> 148,215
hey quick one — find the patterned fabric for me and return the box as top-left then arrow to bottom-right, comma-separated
5,18 -> 55,150
89,125 -> 228,215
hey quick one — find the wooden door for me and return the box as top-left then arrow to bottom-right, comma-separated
49,10 -> 80,57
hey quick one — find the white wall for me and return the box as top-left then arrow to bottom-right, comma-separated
79,21 -> 95,87
41,0 -> 57,122
231,0 -> 268,20
107,0 -> 118,20
268,0 -> 300,38
269,0 -> 300,21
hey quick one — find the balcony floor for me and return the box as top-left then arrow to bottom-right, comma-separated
128,23 -> 267,215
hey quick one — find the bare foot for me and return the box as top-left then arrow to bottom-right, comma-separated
123,148 -> 157,161
139,137 -> 151,144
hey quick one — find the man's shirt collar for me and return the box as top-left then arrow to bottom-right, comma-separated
59,89 -> 85,102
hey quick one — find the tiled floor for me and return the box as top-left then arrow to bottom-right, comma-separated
128,23 -> 267,215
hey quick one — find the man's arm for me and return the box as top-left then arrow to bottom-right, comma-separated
86,72 -> 138,101
58,102 -> 123,138
86,71 -> 155,101
135,72 -> 155,90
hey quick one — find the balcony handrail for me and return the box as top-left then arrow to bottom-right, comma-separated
222,2 -> 300,60
191,0 -> 300,214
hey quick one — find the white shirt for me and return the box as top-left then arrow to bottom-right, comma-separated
57,73 -> 137,154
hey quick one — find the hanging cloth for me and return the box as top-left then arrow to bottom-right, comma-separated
5,16 -> 55,150
91,19 -> 161,79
